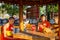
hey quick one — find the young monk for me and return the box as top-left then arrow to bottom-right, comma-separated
38,14 -> 51,32
1,17 -> 14,40
38,14 -> 56,40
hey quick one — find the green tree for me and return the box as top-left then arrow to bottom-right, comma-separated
2,3 -> 19,16
47,4 -> 58,13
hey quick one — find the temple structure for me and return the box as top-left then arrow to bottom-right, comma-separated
0,0 -> 60,40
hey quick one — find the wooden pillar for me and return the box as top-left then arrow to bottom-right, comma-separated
58,1 -> 60,40
19,1 -> 24,31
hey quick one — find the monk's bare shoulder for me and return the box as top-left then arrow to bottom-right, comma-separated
4,23 -> 9,28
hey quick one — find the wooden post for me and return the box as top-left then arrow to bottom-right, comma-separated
19,1 -> 24,31
58,1 -> 60,40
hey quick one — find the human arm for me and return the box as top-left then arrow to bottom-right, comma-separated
3,24 -> 9,37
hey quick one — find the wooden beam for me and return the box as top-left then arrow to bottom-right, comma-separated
58,1 -> 60,40
19,5 -> 24,31
0,0 -> 59,5
19,0 -> 24,31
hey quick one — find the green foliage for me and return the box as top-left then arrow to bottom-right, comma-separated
47,4 -> 58,13
53,4 -> 58,13
0,3 -> 19,16
39,5 -> 46,16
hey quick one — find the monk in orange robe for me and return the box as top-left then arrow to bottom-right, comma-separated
1,17 -> 14,40
38,14 -> 51,32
